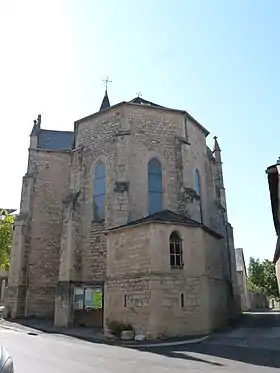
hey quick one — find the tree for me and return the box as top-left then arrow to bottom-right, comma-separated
262,259 -> 279,298
248,257 -> 264,287
0,210 -> 15,271
248,256 -> 279,299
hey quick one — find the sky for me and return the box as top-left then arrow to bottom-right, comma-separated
0,0 -> 279,264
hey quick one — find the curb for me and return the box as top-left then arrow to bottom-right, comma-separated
43,332 -> 209,348
0,322 -> 43,334
126,335 -> 209,348
0,321 -> 209,348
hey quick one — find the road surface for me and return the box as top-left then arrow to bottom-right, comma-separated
1,319 -> 280,373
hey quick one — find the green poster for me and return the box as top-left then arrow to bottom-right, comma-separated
93,289 -> 102,309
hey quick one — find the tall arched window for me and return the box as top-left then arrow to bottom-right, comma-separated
148,158 -> 163,214
94,162 -> 106,220
194,168 -> 201,196
169,231 -> 183,269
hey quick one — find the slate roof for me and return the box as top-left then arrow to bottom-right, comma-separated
207,146 -> 216,161
129,96 -> 165,108
37,130 -> 74,151
99,90 -> 111,111
108,209 -> 223,238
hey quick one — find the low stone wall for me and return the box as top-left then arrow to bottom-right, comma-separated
269,298 -> 280,309
248,291 -> 269,310
0,270 -> 7,306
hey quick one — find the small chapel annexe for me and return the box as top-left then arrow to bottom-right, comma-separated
5,91 -> 239,338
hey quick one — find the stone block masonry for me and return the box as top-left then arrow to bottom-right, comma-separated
5,95 -> 238,336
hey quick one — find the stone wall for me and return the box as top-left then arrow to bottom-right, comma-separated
202,230 -> 230,330
75,109 -> 120,284
74,102 -> 231,290
7,99 -> 235,327
249,291 -> 269,310
226,223 -> 240,316
25,149 -> 71,317
105,222 -> 229,338
151,274 -> 210,337
75,103 -> 222,230
5,217 -> 27,318
105,224 -> 152,333
207,278 -> 228,331
236,271 -> 251,311
105,276 -> 152,335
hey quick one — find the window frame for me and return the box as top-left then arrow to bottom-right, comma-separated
180,293 -> 185,307
169,231 -> 183,269
148,158 -> 163,215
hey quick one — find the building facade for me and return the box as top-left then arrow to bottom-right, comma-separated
5,92 -> 239,337
266,159 -> 280,293
235,248 -> 250,311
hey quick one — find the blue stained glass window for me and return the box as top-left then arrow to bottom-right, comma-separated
148,158 -> 163,214
94,178 -> 106,195
94,162 -> 106,220
95,163 -> 105,178
148,176 -> 162,192
194,169 -> 201,195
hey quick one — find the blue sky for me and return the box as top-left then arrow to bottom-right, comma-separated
1,0 -> 279,263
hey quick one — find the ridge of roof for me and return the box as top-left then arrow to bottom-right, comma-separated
129,96 -> 165,108
75,96 -> 210,136
107,209 -> 223,238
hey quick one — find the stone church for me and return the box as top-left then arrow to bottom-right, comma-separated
5,89 -> 239,338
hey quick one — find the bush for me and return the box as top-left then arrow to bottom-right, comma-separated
107,320 -> 133,338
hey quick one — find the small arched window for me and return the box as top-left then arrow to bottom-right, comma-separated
180,293 -> 185,308
169,231 -> 183,269
194,169 -> 201,196
148,158 -> 163,214
93,162 -> 106,220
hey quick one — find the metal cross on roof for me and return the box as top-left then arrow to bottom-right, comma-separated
103,76 -> 112,90
136,92 -> 142,97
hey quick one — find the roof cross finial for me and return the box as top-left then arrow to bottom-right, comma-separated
103,76 -> 112,91
136,92 -> 142,98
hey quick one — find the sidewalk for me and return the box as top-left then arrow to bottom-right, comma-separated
0,318 -> 208,348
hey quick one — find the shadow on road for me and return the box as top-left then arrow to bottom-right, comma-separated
141,346 -> 224,366
128,311 -> 280,369
132,343 -> 280,369
133,335 -> 280,369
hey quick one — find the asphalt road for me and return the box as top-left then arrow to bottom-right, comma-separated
1,326 -> 280,372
